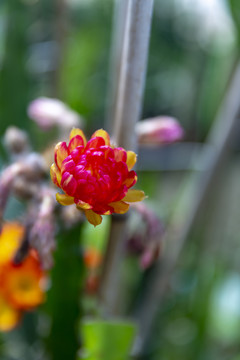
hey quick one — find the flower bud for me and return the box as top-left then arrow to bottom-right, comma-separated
127,203 -> 163,270
24,153 -> 47,180
13,178 -> 38,200
3,127 -> 29,156
136,116 -> 184,145
28,97 -> 82,131
60,205 -> 84,228
28,192 -> 56,269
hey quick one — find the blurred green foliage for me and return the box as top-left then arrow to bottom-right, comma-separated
79,319 -> 136,360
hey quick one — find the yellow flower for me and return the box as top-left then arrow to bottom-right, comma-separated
0,293 -> 21,332
0,222 -> 24,266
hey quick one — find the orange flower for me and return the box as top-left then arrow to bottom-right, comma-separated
0,223 -> 46,331
1,250 -> 46,311
50,128 -> 145,226
83,247 -> 102,269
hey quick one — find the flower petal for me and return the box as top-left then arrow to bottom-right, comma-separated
85,210 -> 102,227
85,137 -> 105,150
55,142 -> 69,169
76,200 -> 93,210
126,151 -> 137,170
124,170 -> 137,188
0,223 -> 24,266
113,147 -> 127,162
0,295 -> 21,332
109,201 -> 130,214
103,210 -> 112,215
91,129 -> 110,146
61,172 -> 77,196
122,189 -> 146,202
61,157 -> 76,174
68,135 -> 86,153
50,163 -> 62,187
56,193 -> 75,205
70,146 -> 85,163
99,145 -> 114,159
69,128 -> 87,147
2,255 -> 45,310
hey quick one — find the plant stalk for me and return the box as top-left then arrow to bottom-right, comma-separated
105,0 -> 128,134
99,0 -> 154,315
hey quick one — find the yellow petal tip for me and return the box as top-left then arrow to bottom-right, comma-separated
85,210 -> 102,227
123,189 -> 146,203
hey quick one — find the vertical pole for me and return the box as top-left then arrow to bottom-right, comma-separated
113,0 -> 154,151
105,0 -> 128,134
100,0 -> 154,315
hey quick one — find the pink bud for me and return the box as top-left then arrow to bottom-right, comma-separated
140,246 -> 161,270
136,116 -> 184,145
28,97 -> 82,131
140,249 -> 154,270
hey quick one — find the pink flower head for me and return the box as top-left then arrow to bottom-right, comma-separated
28,97 -> 81,131
50,128 -> 145,226
136,116 -> 184,145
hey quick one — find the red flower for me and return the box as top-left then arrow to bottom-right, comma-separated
50,129 -> 145,226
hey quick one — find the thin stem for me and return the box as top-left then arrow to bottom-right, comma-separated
99,0 -> 154,315
113,0 -> 154,150
105,0 -> 128,134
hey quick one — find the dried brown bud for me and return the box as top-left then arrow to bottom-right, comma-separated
4,126 -> 29,155
0,164 -> 22,228
60,204 -> 84,228
127,203 -> 164,269
28,191 -> 56,269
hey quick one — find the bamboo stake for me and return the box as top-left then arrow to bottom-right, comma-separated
99,0 -> 154,315
105,0 -> 128,134
112,0 -> 154,150
132,59 -> 240,357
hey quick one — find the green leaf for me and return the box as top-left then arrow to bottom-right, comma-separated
79,319 -> 137,360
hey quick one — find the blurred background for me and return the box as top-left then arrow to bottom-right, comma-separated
1,0 -> 240,359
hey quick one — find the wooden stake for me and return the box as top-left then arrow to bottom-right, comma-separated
100,0 -> 154,315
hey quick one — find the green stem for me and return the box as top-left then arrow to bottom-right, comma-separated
46,224 -> 84,360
